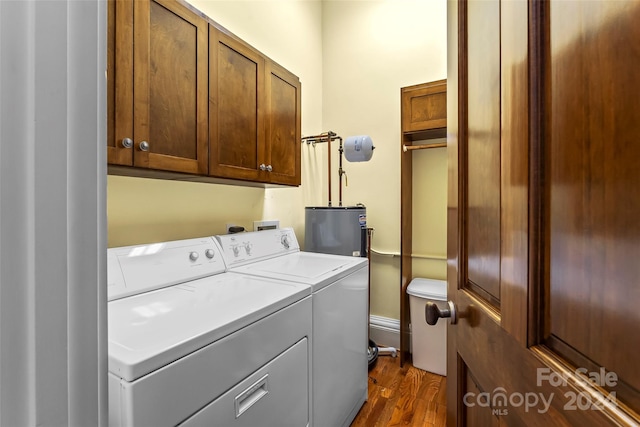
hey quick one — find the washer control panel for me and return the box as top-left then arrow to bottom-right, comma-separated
107,237 -> 226,301
215,227 -> 299,268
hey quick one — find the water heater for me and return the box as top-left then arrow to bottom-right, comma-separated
304,206 -> 367,257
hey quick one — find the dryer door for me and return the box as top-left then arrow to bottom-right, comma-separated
180,338 -> 308,427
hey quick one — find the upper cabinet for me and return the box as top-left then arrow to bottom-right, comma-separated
208,27 -> 301,186
107,0 -> 208,174
401,80 -> 447,140
107,0 -> 301,186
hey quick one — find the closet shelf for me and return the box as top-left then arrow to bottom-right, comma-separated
403,128 -> 447,141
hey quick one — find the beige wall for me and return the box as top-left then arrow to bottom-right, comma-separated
322,1 -> 447,318
107,0 -> 448,321
411,143 -> 448,281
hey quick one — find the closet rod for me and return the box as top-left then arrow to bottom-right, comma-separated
402,142 -> 447,152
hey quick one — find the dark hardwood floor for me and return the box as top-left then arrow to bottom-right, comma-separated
351,355 -> 447,427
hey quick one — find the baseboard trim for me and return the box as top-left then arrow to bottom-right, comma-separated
369,315 -> 400,349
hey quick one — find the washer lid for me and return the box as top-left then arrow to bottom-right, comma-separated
231,251 -> 367,291
407,278 -> 447,301
108,272 -> 310,382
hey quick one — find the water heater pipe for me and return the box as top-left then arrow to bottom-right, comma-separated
327,134 -> 332,206
338,137 -> 345,206
301,131 -> 341,206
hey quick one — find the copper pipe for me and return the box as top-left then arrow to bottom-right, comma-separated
366,227 -> 374,341
327,135 -> 332,206
338,137 -> 344,206
301,131 -> 340,206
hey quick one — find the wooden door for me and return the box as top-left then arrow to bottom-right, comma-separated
445,0 -> 640,425
209,27 -> 265,182
264,60 -> 301,186
132,0 -> 208,174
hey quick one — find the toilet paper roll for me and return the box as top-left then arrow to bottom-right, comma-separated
344,135 -> 375,162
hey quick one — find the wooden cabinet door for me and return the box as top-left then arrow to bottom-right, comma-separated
209,27 -> 265,182
401,80 -> 447,135
445,0 -> 640,425
107,0 -> 134,166
132,0 -> 208,174
264,61 -> 301,186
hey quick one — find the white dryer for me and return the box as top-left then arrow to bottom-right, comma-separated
107,236 -> 312,427
215,228 -> 368,427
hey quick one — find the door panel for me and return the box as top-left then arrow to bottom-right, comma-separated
401,82 -> 448,134
267,73 -> 296,176
265,61 -> 301,186
466,0 -> 501,304
546,0 -> 640,412
209,28 -> 265,181
218,42 -> 259,169
133,0 -> 208,174
463,364 -> 500,427
107,0 -> 134,166
148,1 -> 197,160
446,0 -> 640,425
499,0 -> 529,344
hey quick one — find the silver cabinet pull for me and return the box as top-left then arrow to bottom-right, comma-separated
266,164 -> 273,172
121,137 -> 133,148
259,164 -> 267,171
139,141 -> 150,152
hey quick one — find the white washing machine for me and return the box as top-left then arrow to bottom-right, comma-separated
107,236 -> 312,427
215,228 -> 368,427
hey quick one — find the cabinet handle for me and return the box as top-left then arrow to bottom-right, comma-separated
266,165 -> 273,172
139,141 -> 150,152
259,164 -> 267,171
121,137 -> 133,149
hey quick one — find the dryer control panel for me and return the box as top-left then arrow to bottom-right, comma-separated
108,237 -> 226,301
215,227 -> 299,268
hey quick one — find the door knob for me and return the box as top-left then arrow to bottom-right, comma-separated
139,141 -> 150,152
425,301 -> 457,325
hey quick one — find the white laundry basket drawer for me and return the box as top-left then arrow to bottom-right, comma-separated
180,338 -> 308,427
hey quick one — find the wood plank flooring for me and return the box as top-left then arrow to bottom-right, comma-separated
351,356 -> 447,427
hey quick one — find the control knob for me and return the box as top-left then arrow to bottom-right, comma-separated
281,235 -> 290,249
189,251 -> 199,261
205,249 -> 215,259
